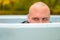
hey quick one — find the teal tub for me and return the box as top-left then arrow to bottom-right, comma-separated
0,23 -> 60,40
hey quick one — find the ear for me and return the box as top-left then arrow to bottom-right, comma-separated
27,14 -> 29,16
28,18 -> 30,22
27,14 -> 30,22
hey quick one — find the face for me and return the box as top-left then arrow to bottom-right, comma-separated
28,8 -> 50,23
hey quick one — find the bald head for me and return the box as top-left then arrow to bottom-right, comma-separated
28,2 -> 50,23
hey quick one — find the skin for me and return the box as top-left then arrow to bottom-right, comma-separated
28,2 -> 50,23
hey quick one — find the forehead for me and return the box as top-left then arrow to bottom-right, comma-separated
29,8 -> 50,16
30,7 -> 50,13
29,6 -> 50,18
29,13 -> 49,18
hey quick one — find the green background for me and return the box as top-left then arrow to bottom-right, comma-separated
0,0 -> 60,15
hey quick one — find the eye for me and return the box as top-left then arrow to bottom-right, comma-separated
42,18 -> 48,21
32,18 -> 39,21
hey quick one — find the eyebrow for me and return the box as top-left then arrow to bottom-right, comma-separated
42,17 -> 48,18
32,17 -> 48,18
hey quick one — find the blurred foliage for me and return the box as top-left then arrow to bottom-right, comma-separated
0,0 -> 60,15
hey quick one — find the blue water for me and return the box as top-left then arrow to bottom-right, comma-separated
0,15 -> 60,23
